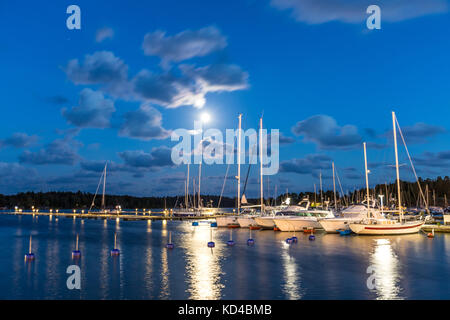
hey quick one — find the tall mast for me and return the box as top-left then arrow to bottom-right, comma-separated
259,116 -> 264,214
198,161 -> 202,209
237,114 -> 242,213
101,162 -> 107,210
332,162 -> 337,211
392,111 -> 403,223
314,184 -> 317,205
193,178 -> 196,208
186,164 -> 190,208
363,143 -> 371,218
319,170 -> 323,207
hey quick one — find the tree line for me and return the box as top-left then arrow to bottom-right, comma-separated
0,176 -> 448,209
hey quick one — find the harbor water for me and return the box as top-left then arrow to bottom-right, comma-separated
0,213 -> 449,299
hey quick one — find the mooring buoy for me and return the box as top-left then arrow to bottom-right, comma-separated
24,235 -> 35,262
192,221 -> 199,227
207,228 -> 215,247
72,234 -> 81,259
247,229 -> 255,246
227,229 -> 235,246
111,232 -> 121,256
286,237 -> 293,244
166,231 -> 174,249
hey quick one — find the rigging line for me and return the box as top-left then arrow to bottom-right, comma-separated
89,168 -> 104,213
241,143 -> 256,199
395,117 -> 428,210
217,163 -> 231,209
335,167 -> 348,207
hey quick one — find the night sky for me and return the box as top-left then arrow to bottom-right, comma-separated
0,0 -> 449,197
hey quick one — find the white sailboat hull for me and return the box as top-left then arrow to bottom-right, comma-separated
216,216 -> 238,227
274,217 -> 321,232
320,218 -> 363,233
349,221 -> 425,235
237,216 -> 258,228
254,216 -> 275,229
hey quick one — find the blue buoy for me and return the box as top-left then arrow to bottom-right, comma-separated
111,233 -> 121,255
166,231 -> 174,249
291,236 -> 298,243
24,253 -> 35,261
192,221 -> 199,226
72,250 -> 81,259
210,222 -> 217,227
207,228 -> 215,248
286,237 -> 293,244
111,248 -> 121,256
72,234 -> 81,259
227,240 -> 235,246
309,235 -> 316,241
25,235 -> 35,261
247,238 -> 255,246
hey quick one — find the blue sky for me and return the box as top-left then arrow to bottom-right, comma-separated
0,0 -> 449,197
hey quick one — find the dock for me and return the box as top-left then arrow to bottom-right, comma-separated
422,224 -> 450,233
1,210 -> 230,221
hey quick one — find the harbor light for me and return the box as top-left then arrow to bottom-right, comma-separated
56,209 -> 59,213
49,209 -> 53,213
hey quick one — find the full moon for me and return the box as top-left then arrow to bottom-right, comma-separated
200,112 -> 211,123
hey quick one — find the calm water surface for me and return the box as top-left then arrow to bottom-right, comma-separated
0,214 -> 449,299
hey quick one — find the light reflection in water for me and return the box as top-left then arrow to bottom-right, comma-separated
370,239 -> 402,300
183,225 -> 224,300
281,242 -> 303,300
159,245 -> 170,299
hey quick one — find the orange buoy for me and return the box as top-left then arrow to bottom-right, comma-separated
303,228 -> 314,234
427,229 -> 435,238
273,227 -> 280,231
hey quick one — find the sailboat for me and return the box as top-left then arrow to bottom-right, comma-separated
349,112 -> 429,235
88,162 -> 121,214
320,162 -> 382,233
237,116 -> 266,228
174,162 -> 217,217
216,114 -> 243,227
